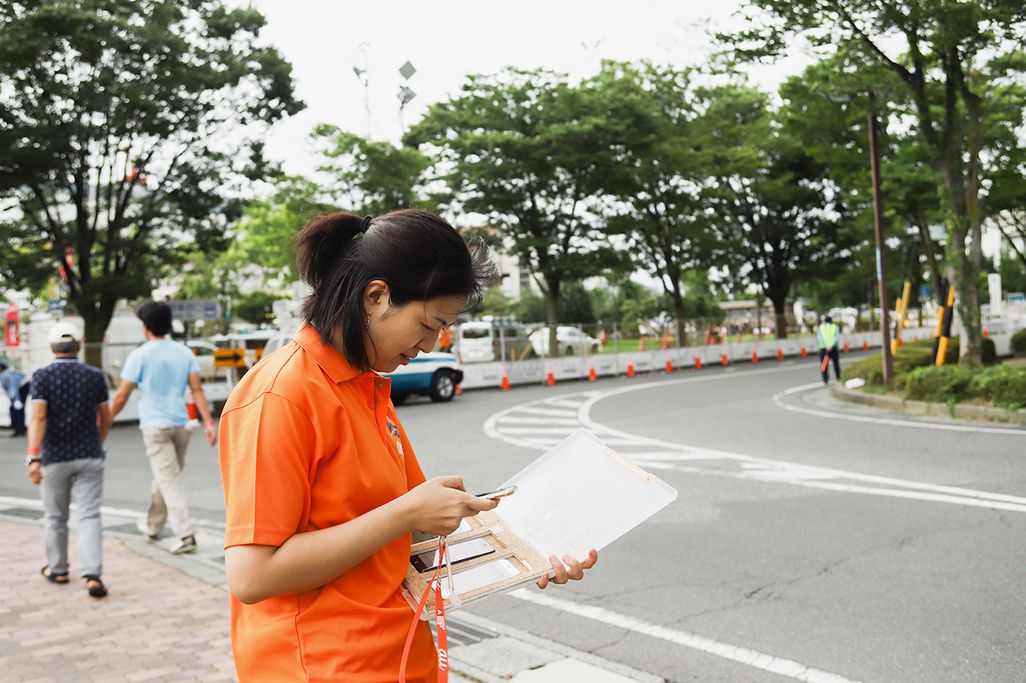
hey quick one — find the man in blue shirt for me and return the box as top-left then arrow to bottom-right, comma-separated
27,321 -> 113,598
1,357 -> 30,436
111,301 -> 216,555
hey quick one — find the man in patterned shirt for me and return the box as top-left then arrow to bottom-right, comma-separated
111,301 -> 217,555
27,321 -> 113,598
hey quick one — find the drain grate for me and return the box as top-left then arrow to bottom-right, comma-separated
431,617 -> 498,647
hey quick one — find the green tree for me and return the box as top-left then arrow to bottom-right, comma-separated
718,124 -> 856,339
405,69 -> 621,353
720,1 -> 1026,363
233,291 -> 277,326
310,125 -> 433,215
594,62 -> 769,343
0,0 -> 301,365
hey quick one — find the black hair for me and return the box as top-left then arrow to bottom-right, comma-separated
296,208 -> 497,371
137,301 -> 173,337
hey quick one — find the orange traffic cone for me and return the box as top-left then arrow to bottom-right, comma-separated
665,357 -> 673,373
843,341 -> 850,353
500,372 -> 510,391
751,349 -> 759,363
546,370 -> 556,386
800,343 -> 808,358
588,365 -> 598,382
694,355 -> 703,370
720,352 -> 729,366
983,326 -> 989,338
626,362 -> 636,378
454,383 -> 462,396
776,345 -> 784,361
862,339 -> 869,351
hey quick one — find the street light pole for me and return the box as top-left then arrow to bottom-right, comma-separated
867,92 -> 894,384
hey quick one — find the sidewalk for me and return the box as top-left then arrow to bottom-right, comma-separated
0,507 -> 660,683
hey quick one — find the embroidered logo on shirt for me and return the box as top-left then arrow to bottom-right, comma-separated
386,420 -> 400,438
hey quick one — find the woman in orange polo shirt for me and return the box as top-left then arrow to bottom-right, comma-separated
218,209 -> 597,682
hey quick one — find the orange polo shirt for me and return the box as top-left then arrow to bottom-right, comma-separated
218,323 -> 436,682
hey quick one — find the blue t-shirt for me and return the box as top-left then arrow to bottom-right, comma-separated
121,339 -> 199,429
31,359 -> 109,464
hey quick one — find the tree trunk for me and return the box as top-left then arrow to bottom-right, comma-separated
79,300 -> 117,370
672,294 -> 686,347
771,296 -> 787,340
544,277 -> 561,357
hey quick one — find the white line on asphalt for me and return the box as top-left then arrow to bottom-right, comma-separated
773,383 -> 1026,436
507,406 -> 580,417
510,590 -> 860,683
497,417 -> 584,425
574,384 -> 1026,509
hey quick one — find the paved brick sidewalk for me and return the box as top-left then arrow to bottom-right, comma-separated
0,521 -> 236,683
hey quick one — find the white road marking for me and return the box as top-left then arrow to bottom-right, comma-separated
511,590 -> 860,683
773,383 -> 1026,436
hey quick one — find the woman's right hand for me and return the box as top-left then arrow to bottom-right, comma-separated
402,476 -> 498,536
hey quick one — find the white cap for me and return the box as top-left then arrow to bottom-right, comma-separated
48,321 -> 83,345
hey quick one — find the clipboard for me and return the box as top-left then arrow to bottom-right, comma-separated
402,430 -> 677,613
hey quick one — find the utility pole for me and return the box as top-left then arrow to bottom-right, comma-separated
867,92 -> 894,384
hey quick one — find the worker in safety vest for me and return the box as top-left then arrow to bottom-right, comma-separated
817,315 -> 841,384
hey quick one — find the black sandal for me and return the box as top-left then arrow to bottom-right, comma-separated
41,565 -> 69,584
83,575 -> 107,598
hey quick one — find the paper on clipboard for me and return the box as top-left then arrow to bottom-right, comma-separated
493,429 -> 678,561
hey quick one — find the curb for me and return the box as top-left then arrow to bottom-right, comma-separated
830,384 -> 1026,425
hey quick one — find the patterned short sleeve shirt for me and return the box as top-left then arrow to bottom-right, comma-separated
31,359 -> 110,465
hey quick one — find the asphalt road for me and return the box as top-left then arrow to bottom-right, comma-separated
3,354 -> 1025,682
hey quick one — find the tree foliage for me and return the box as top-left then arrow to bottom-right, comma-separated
719,0 -> 1026,362
0,0 -> 301,363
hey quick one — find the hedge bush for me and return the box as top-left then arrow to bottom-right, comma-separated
842,338 -> 957,387
982,337 -> 998,365
968,365 -> 1026,410
1012,329 -> 1026,357
903,365 -> 974,403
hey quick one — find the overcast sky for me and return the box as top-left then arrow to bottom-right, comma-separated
243,0 -> 815,175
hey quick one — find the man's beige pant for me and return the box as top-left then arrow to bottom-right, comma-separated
141,426 -> 194,540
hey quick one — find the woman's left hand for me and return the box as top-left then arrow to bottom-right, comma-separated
536,549 -> 598,589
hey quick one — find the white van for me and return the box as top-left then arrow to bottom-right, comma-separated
456,321 -> 528,363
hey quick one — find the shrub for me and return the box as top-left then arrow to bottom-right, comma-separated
982,337 -> 998,365
903,365 -> 975,404
842,337 -> 957,387
968,366 -> 1026,410
1012,329 -> 1026,357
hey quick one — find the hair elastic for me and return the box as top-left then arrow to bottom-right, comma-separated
360,215 -> 372,233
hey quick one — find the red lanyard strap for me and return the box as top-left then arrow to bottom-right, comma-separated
400,538 -> 449,683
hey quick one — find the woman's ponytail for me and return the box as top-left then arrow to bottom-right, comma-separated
295,212 -> 365,288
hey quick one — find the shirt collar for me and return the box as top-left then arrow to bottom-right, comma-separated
293,322 -> 361,384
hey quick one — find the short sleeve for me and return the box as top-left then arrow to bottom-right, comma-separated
219,392 -> 316,548
188,351 -> 200,374
121,347 -> 143,384
30,370 -> 49,403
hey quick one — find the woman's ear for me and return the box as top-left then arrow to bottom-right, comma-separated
363,279 -> 392,316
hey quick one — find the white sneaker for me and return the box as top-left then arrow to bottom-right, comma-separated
169,536 -> 197,555
135,518 -> 158,542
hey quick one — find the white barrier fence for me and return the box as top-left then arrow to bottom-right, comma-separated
459,327 -> 1016,390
